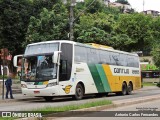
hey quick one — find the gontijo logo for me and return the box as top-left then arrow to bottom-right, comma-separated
63,85 -> 72,94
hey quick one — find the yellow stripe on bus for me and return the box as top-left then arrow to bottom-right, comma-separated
102,64 -> 141,92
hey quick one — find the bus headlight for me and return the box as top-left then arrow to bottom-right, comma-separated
21,84 -> 27,88
47,82 -> 57,87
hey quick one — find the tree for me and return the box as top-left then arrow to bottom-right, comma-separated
151,43 -> 160,68
150,17 -> 160,46
25,3 -> 69,45
0,0 -> 32,53
84,0 -> 106,14
0,0 -> 60,72
108,33 -> 133,51
114,13 -> 153,52
74,12 -> 115,45
31,0 -> 60,17
0,0 -> 32,72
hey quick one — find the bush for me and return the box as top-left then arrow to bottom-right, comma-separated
157,82 -> 160,87
0,75 -> 8,79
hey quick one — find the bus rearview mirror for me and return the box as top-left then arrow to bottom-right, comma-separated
53,51 -> 61,64
13,55 -> 23,67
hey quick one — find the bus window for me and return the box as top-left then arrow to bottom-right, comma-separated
134,56 -> 139,68
99,50 -> 110,64
59,43 -> 73,81
87,48 -> 100,64
127,56 -> 135,67
75,46 -> 87,62
119,54 -> 128,66
110,52 -> 120,65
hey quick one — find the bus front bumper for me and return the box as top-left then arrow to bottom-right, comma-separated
22,86 -> 59,97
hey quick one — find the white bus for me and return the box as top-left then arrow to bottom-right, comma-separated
14,40 -> 141,101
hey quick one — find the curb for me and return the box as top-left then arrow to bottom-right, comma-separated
43,94 -> 160,118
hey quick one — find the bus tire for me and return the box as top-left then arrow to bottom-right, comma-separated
127,82 -> 133,95
122,82 -> 127,95
44,96 -> 53,101
73,83 -> 84,100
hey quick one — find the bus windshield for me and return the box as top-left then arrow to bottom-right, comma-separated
21,54 -> 57,81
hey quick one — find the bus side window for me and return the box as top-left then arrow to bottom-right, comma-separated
110,52 -> 120,65
59,43 -> 73,81
60,60 -> 67,74
119,54 -> 128,66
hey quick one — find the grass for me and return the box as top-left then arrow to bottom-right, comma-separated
0,99 -> 112,119
142,82 -> 157,86
0,117 -> 17,120
33,99 -> 112,114
0,75 -> 8,79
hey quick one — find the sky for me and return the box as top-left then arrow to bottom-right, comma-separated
110,0 -> 160,12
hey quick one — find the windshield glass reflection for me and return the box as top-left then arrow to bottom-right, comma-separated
21,54 -> 57,81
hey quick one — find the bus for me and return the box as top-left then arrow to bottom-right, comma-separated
14,40 -> 141,101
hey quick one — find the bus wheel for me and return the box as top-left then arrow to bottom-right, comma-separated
44,96 -> 53,101
127,82 -> 133,95
122,82 -> 127,95
74,84 -> 84,100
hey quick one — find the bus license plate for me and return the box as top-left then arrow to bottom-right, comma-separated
34,91 -> 40,94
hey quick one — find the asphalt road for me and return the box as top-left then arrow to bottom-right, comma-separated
0,86 -> 160,111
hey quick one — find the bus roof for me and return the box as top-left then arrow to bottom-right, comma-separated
27,40 -> 138,57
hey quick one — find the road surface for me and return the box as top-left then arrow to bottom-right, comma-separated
0,86 -> 159,111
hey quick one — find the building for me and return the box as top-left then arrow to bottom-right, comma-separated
109,2 -> 132,13
142,10 -> 160,17
104,0 -> 110,6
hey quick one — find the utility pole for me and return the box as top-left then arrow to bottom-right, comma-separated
143,0 -> 145,11
2,48 -> 5,100
69,0 -> 75,41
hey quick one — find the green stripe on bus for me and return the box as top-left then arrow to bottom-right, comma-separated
96,64 -> 111,92
34,82 -> 43,85
34,82 -> 39,85
38,82 -> 43,85
88,64 -> 105,93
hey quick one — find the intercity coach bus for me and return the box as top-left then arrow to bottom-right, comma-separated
14,40 -> 141,101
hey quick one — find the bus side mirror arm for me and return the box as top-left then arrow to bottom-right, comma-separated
52,51 -> 61,64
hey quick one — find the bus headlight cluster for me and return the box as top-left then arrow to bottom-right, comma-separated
21,84 -> 27,88
47,82 -> 57,87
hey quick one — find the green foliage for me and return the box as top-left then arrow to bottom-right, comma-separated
141,64 -> 159,71
114,13 -> 153,52
84,0 -> 106,14
157,82 -> 160,88
0,0 -> 32,54
77,27 -> 109,43
33,99 -> 112,113
151,43 -> 160,68
31,0 -> 60,17
109,33 -> 133,51
0,75 -> 8,79
25,3 -> 69,45
74,12 -> 115,45
142,82 -> 156,87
